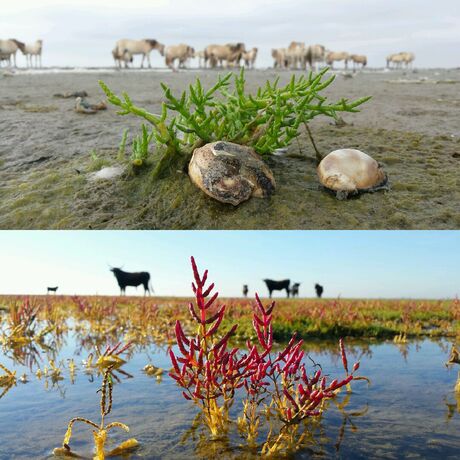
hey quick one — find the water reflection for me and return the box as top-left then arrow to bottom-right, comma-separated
176,390 -> 369,460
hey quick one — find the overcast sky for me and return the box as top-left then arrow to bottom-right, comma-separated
2,0 -> 459,68
0,231 -> 458,298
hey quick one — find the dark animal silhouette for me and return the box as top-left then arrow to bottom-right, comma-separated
242,284 -> 249,297
110,268 -> 153,295
315,283 -> 324,298
263,279 -> 290,298
47,286 -> 58,294
290,283 -> 301,298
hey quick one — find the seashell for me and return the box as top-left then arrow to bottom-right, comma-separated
89,166 -> 124,181
188,141 -> 276,205
317,148 -> 387,199
74,97 -> 107,114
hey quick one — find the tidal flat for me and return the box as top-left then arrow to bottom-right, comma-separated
1,68 -> 459,229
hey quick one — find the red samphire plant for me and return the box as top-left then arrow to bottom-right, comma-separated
169,257 -> 253,436
170,257 -> 365,452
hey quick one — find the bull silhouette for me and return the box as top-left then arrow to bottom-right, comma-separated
263,279 -> 291,298
110,268 -> 153,295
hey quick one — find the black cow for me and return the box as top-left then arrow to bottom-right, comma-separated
242,285 -> 249,297
290,283 -> 301,298
315,283 -> 324,298
263,279 -> 290,298
47,286 -> 58,294
110,268 -> 153,295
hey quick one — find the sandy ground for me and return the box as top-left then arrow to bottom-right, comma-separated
0,67 -> 459,229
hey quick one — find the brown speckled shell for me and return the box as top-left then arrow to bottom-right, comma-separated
189,141 -> 276,205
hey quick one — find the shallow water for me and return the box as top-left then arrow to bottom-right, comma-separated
0,332 -> 459,460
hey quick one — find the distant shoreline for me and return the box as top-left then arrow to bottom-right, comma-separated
1,66 -> 459,76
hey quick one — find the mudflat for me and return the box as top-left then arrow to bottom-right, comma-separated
0,67 -> 459,229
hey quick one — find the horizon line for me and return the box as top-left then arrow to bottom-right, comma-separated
0,294 -> 456,301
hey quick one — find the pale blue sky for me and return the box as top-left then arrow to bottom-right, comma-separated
2,0 -> 459,68
0,231 -> 458,298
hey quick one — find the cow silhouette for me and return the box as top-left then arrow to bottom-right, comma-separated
315,283 -> 324,298
263,279 -> 290,298
47,286 -> 58,294
290,283 -> 301,297
110,268 -> 153,295
242,284 -> 249,297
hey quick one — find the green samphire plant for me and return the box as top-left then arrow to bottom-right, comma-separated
99,68 -> 370,179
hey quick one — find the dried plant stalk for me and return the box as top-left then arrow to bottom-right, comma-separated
53,367 -> 138,459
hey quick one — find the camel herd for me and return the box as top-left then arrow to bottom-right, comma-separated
271,43 -> 369,71
112,40 -> 255,70
114,40 -> 415,71
1,37 -> 416,71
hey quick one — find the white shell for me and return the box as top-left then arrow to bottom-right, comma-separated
317,149 -> 386,197
189,141 -> 276,205
89,166 -> 124,181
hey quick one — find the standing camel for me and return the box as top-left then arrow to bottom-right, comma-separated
287,41 -> 308,69
386,53 -> 403,69
386,52 -> 415,69
204,43 -> 246,68
272,48 -> 288,69
326,51 -> 350,69
164,44 -> 195,70
350,54 -> 367,70
400,52 -> 415,68
114,39 -> 165,68
112,48 -> 133,68
24,40 -> 43,68
0,39 -> 26,67
308,44 -> 326,72
242,47 -> 258,69
195,50 -> 206,68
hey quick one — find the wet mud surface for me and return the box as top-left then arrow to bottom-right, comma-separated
0,68 -> 459,229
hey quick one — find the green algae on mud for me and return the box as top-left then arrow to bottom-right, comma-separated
1,125 -> 459,229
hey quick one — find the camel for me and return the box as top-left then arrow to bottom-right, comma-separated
386,53 -> 398,68
0,39 -> 25,67
165,44 -> 195,70
114,39 -> 165,68
400,51 -> 415,68
308,44 -> 326,71
195,50 -> 206,68
242,47 -> 258,69
112,47 -> 133,68
386,52 -> 414,69
326,51 -> 350,69
204,43 -> 246,68
24,40 -> 43,68
287,41 -> 308,69
272,48 -> 288,69
350,54 -> 367,70
279,43 -> 326,71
